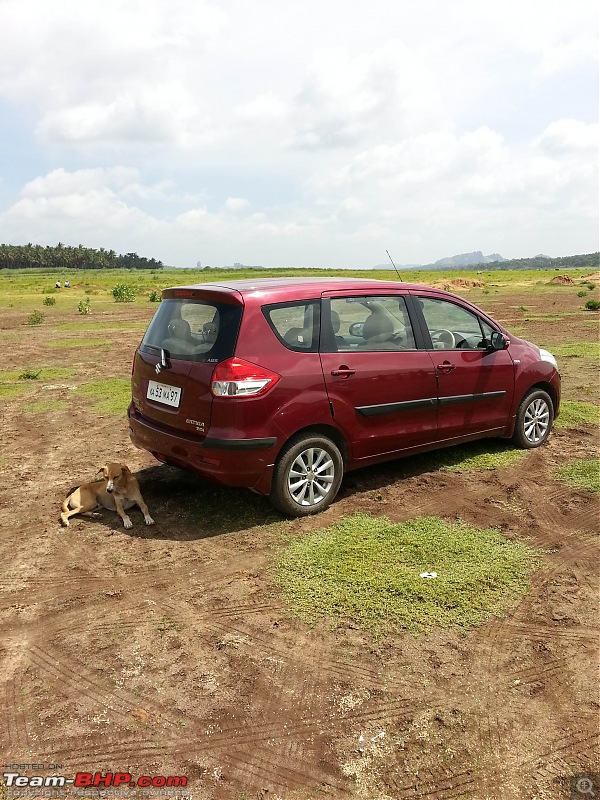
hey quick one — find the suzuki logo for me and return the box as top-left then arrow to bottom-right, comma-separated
156,349 -> 168,374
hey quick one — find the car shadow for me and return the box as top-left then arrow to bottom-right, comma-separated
114,439 -> 520,540
119,463 -> 282,540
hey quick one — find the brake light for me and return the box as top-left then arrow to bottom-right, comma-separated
211,358 -> 280,397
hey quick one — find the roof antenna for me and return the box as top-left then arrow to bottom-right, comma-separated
386,249 -> 403,281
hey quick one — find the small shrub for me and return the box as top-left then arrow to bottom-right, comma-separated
78,297 -> 92,315
518,305 -> 529,311
18,369 -> 41,380
577,290 -> 587,297
43,296 -> 56,306
587,283 -> 596,291
585,299 -> 600,311
112,283 -> 136,302
149,290 -> 162,302
28,310 -> 44,325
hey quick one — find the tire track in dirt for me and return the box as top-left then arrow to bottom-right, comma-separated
385,770 -> 479,799
470,541 -> 599,792
23,695 -> 437,790
225,748 -> 347,794
1,677 -> 29,756
27,644 -> 185,731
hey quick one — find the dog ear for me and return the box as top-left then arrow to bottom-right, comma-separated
122,464 -> 131,476
95,465 -> 107,480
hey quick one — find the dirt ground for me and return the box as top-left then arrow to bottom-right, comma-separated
0,282 -> 598,800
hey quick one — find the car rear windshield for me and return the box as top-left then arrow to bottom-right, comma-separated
139,298 -> 242,362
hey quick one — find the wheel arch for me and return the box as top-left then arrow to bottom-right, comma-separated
278,424 -> 349,467
507,380 -> 559,437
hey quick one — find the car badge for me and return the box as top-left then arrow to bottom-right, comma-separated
155,349 -> 168,374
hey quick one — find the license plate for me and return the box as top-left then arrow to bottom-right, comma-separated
147,380 -> 182,408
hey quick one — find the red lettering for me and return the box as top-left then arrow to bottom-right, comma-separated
152,777 -> 166,787
167,777 -> 188,787
74,773 -> 92,787
112,773 -> 132,787
93,773 -> 113,787
138,776 -> 151,788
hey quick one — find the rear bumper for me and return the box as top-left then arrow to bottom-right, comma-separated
128,405 -> 276,494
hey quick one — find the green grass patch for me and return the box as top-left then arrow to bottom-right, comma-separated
0,367 -> 75,381
79,377 -> 131,413
418,440 -> 527,472
274,514 -> 541,635
555,458 -> 600,494
556,401 -> 600,428
56,321 -> 144,331
46,338 -> 112,348
0,383 -> 31,399
545,342 -> 600,360
524,313 -> 565,321
22,399 -> 69,413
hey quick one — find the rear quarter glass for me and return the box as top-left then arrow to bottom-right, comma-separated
140,298 -> 242,363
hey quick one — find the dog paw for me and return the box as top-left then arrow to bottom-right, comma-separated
123,518 -> 133,529
145,517 -> 155,526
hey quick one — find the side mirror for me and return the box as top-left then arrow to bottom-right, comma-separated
489,331 -> 509,351
349,322 -> 364,337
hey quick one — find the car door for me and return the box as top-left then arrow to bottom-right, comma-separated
319,291 -> 439,463
412,292 -> 515,441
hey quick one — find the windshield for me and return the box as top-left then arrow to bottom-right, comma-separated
140,298 -> 242,363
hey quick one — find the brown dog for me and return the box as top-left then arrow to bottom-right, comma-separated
60,463 -> 155,529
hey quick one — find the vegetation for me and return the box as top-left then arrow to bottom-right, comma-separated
112,283 -> 136,302
27,310 -> 44,325
546,342 -> 600,360
79,377 -> 132,414
585,299 -> 600,311
420,440 -> 527,472
149,290 -> 162,302
0,242 -> 164,270
555,401 -> 600,429
18,369 -> 41,380
0,367 -> 75,382
43,296 -> 56,306
555,459 -> 600,494
274,514 -> 540,635
78,297 -> 91,314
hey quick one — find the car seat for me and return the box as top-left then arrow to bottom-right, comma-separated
356,312 -> 398,350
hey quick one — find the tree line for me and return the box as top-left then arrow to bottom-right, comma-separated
0,243 -> 164,270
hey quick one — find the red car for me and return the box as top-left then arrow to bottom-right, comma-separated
129,277 -> 560,516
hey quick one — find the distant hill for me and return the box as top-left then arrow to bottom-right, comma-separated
434,251 -> 507,267
376,251 -> 598,272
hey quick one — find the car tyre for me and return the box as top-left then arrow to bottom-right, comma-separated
512,389 -> 554,448
269,433 -> 343,517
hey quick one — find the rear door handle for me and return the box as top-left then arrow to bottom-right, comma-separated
331,366 -> 356,378
436,361 -> 455,374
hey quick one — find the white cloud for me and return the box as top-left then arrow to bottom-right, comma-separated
0,0 -> 597,265
224,197 -> 249,212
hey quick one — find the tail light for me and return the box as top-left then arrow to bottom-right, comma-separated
211,358 -> 280,398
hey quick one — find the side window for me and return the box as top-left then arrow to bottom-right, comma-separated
264,301 -> 319,351
329,296 -> 417,352
418,297 -> 488,350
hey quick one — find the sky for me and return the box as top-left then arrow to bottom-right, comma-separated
0,0 -> 597,268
